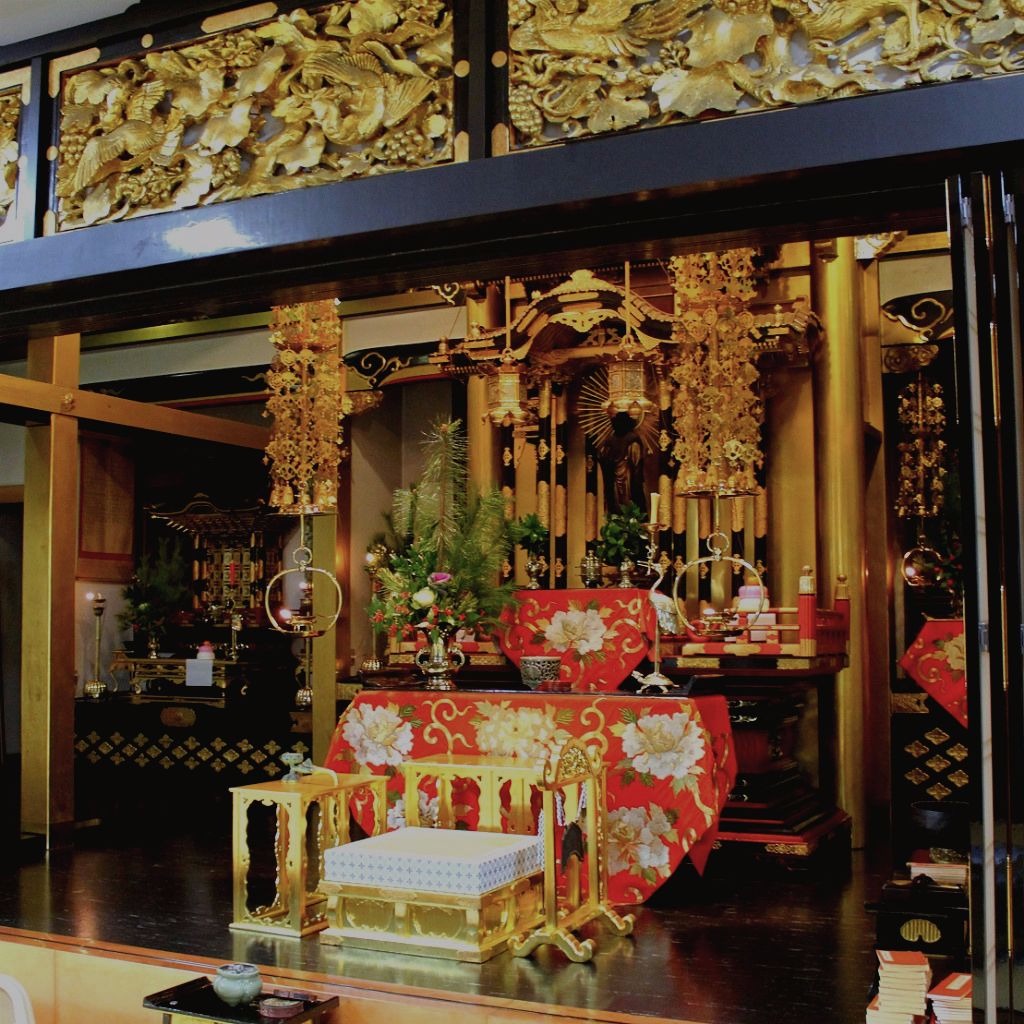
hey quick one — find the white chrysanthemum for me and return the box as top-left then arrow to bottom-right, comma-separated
544,607 -> 607,656
620,711 -> 705,779
341,703 -> 414,767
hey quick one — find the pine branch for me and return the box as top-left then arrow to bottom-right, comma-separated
415,418 -> 467,567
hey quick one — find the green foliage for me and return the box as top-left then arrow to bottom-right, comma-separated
118,536 -> 191,643
368,419 -> 516,643
508,512 -> 549,557
595,501 -> 648,565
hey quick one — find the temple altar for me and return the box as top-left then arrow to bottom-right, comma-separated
324,689 -> 735,905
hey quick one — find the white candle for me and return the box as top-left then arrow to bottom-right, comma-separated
649,492 -> 659,524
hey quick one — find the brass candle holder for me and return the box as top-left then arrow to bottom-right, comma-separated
630,522 -> 675,695
83,591 -> 108,699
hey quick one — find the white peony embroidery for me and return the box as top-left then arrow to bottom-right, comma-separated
341,702 -> 414,768
619,711 -> 706,779
544,606 -> 608,656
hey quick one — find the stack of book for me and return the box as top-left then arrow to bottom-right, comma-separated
907,860 -> 969,887
865,949 -> 931,1023
928,972 -> 972,1023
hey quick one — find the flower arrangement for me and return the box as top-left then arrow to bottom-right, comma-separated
508,512 -> 549,557
368,419 -> 516,645
595,501 -> 648,566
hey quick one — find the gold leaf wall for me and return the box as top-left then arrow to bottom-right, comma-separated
0,91 -> 21,232
508,0 -> 1024,148
55,1 -> 454,230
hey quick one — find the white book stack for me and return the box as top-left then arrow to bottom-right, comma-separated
907,860 -> 969,887
928,972 -> 972,1023
865,950 -> 931,1024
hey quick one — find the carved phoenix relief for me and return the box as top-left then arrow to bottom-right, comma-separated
55,1 -> 453,229
508,0 -> 1024,147
0,91 -> 20,231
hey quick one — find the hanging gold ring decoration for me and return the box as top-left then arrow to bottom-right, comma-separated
671,529 -> 766,641
264,541 -> 343,639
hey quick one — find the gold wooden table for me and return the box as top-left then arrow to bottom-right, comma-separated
230,772 -> 387,937
400,753 -> 544,835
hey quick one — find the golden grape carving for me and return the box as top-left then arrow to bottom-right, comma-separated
55,2 -> 453,230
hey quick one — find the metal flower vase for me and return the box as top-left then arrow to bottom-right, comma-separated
415,625 -> 466,691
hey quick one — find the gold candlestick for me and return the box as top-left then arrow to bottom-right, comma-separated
83,591 -> 107,698
631,523 -> 674,695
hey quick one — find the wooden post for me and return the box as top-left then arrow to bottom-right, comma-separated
20,335 -> 80,845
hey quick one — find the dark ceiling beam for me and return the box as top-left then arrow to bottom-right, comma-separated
2,73 -> 1022,341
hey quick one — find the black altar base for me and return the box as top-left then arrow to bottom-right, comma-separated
0,806 -> 889,1024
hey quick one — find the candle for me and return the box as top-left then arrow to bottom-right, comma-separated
649,491 -> 660,525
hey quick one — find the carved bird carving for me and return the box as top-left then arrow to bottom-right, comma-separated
300,47 -> 435,145
69,110 -> 183,195
775,0 -> 924,58
511,0 -> 702,57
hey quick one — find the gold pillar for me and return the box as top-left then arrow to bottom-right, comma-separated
859,257 -> 893,822
466,285 -> 502,492
311,513 -> 340,764
766,367 -> 818,607
21,335 -> 80,843
812,237 -> 868,848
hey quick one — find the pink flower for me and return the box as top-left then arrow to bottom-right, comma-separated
429,572 -> 452,585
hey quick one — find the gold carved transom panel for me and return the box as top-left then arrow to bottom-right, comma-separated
508,1 -> 1024,149
0,90 -> 20,232
55,1 -> 454,230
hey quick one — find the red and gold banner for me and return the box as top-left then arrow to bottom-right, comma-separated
325,690 -> 735,905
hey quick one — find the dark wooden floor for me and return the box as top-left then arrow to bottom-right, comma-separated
0,786 -> 891,1024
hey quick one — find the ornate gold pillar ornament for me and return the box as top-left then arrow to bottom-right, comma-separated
264,299 -> 343,515
895,373 -> 947,587
669,249 -> 764,499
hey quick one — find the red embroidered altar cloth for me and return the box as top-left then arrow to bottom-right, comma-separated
497,588 -> 656,692
899,618 -> 967,728
324,689 -> 735,905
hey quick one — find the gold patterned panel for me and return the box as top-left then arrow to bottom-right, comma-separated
54,2 -> 454,230
75,727 -> 307,781
508,3 -> 1024,149
0,90 -> 20,235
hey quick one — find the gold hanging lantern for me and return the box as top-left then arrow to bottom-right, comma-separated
485,276 -> 530,427
602,261 -> 655,421
264,299 -> 343,515
603,358 -> 651,419
669,250 -> 764,498
487,354 -> 530,427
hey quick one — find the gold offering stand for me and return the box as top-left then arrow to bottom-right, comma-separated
229,765 -> 387,937
508,741 -> 635,963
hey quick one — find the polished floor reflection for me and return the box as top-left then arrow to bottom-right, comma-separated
0,805 -> 889,1024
